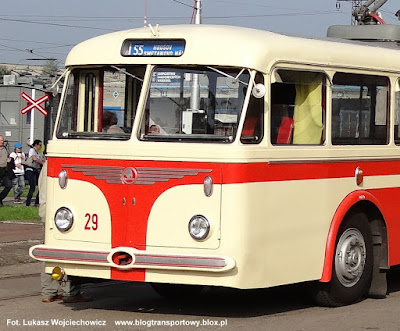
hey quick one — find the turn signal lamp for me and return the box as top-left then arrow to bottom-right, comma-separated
203,176 -> 213,197
355,167 -> 364,186
51,266 -> 65,281
58,170 -> 68,189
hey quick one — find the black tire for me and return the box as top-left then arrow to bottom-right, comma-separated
312,212 -> 373,307
151,283 -> 204,299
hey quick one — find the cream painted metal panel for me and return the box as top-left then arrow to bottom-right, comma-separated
65,25 -> 400,74
145,173 -> 399,288
146,184 -> 222,249
46,178 -> 112,247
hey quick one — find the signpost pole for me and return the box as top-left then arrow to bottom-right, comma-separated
30,89 -> 35,146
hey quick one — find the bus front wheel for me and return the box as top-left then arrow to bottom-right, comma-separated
313,212 -> 373,307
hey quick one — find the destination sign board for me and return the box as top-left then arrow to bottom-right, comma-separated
122,40 -> 185,57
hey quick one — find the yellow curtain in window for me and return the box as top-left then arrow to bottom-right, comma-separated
292,79 -> 323,144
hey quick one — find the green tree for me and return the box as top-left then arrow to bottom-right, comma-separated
0,65 -> 11,75
42,60 -> 58,76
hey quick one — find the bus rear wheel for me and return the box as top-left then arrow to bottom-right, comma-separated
313,212 -> 373,307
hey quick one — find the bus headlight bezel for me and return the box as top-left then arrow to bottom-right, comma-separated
54,207 -> 74,232
188,215 -> 210,241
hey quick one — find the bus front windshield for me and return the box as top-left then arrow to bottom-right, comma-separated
56,65 -> 145,140
55,65 -> 253,142
140,66 -> 251,142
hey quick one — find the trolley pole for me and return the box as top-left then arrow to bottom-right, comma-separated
194,0 -> 202,24
144,0 -> 148,27
190,0 -> 202,111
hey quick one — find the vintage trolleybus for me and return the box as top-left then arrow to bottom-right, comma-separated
30,23 -> 400,306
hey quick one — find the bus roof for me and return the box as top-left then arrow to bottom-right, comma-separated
65,24 -> 400,74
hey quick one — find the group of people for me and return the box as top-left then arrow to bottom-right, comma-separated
0,135 -> 45,207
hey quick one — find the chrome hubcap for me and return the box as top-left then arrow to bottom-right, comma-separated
335,228 -> 366,287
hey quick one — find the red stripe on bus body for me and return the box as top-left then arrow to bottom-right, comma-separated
221,160 -> 400,184
48,157 -> 400,184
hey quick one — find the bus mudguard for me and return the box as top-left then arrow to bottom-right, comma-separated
320,190 -> 382,283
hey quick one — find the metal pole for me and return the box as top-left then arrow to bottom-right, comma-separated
369,0 -> 387,14
194,0 -> 202,24
144,0 -> 148,27
30,89 -> 35,146
190,0 -> 201,111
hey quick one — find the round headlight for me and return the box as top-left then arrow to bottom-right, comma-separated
54,207 -> 74,232
188,215 -> 210,241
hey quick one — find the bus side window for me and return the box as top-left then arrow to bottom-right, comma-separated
332,72 -> 389,145
271,70 -> 326,145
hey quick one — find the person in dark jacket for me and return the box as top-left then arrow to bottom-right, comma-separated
0,135 -> 12,206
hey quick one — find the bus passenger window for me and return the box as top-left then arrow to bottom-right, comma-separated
271,69 -> 326,145
56,66 -> 144,140
332,73 -> 388,145
395,79 -> 400,145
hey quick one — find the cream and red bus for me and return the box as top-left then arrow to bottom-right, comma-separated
30,24 -> 400,306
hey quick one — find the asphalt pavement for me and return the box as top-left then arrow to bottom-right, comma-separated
0,195 -> 43,271
0,222 -> 43,243
0,196 -> 43,243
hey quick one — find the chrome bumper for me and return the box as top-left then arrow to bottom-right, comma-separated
29,245 -> 235,272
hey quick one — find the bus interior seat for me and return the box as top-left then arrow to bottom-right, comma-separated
276,117 -> 294,144
242,116 -> 259,136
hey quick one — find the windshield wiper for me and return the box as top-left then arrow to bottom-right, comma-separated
110,65 -> 143,82
206,66 -> 248,86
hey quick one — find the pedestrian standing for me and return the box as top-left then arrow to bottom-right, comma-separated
9,142 -> 25,203
0,135 -> 12,206
25,139 -> 45,207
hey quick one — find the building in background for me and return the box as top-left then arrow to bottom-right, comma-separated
0,63 -> 62,154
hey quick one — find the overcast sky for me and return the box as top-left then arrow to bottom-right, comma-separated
0,0 -> 399,69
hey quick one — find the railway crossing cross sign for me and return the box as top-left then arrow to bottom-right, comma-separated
20,91 -> 49,116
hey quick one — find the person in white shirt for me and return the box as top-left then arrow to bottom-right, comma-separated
9,142 -> 25,204
25,139 -> 45,207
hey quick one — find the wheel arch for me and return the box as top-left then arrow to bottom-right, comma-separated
320,190 -> 388,283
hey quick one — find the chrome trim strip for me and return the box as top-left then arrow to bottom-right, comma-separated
29,245 -> 235,273
32,248 -> 108,263
135,254 -> 227,269
268,158 -> 400,165
62,164 -> 212,185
